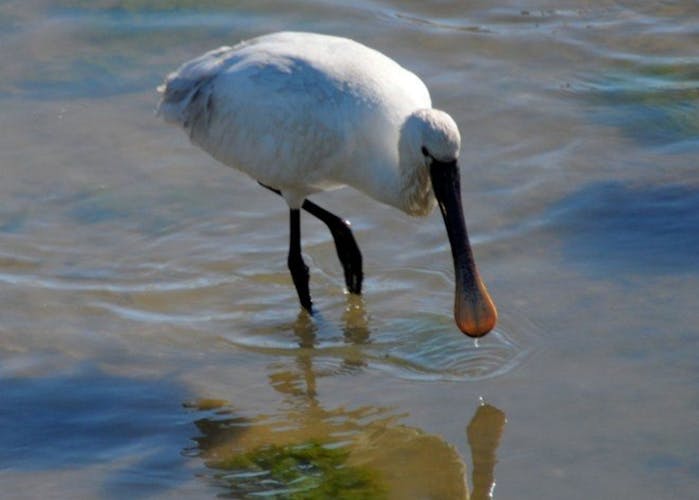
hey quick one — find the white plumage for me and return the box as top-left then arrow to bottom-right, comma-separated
157,31 -> 450,213
158,31 -> 497,337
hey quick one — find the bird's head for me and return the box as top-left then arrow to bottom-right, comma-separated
413,108 -> 461,165
402,108 -> 497,338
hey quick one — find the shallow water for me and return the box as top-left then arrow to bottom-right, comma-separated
1,1 -> 698,498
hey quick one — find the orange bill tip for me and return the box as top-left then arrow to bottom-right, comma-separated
455,277 -> 498,338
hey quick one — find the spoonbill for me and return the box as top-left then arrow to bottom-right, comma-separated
157,31 -> 497,337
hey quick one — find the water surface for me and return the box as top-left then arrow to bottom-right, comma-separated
1,1 -> 698,498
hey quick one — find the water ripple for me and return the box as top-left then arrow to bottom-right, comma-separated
0,271 -> 234,293
366,314 -> 532,382
222,309 -> 534,383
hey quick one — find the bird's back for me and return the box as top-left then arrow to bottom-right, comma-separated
157,32 -> 431,204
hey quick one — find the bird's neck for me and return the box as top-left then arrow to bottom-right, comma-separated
354,155 -> 435,217
399,162 -> 436,216
396,124 -> 437,217
341,112 -> 436,217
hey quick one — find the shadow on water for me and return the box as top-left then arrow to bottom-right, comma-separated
187,319 -> 507,499
548,182 -> 699,276
0,365 -> 193,498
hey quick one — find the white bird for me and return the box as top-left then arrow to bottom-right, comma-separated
157,31 -> 497,337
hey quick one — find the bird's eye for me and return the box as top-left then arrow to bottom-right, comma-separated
421,146 -> 429,157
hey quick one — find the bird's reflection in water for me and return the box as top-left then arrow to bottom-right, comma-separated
340,294 -> 372,346
467,403 -> 507,500
188,299 -> 506,499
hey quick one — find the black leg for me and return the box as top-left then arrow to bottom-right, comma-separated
301,200 -> 363,295
288,208 -> 313,314
259,183 -> 363,295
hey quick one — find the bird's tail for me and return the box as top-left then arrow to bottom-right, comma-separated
156,81 -> 188,125
155,46 -> 233,130
156,75 -> 210,129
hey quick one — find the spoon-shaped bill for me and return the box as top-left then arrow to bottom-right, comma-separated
430,162 -> 498,337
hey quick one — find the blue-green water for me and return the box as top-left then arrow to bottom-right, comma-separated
1,1 -> 698,498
